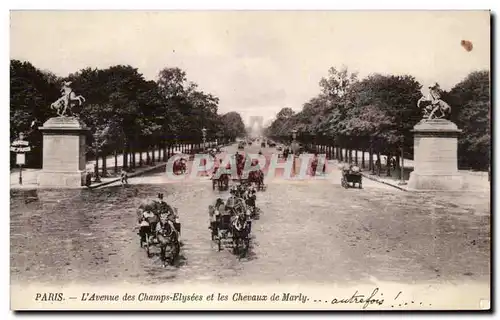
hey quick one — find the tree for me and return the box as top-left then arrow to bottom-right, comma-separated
265,107 -> 297,139
319,66 -> 359,100
220,112 -> 246,141
10,60 -> 61,168
341,74 -> 422,153
444,70 -> 490,170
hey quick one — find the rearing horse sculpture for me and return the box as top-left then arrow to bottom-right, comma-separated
417,83 -> 451,120
50,81 -> 86,117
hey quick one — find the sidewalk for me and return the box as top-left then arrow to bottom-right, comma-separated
87,162 -> 168,189
357,165 -> 490,192
10,161 -> 169,190
325,147 -> 489,192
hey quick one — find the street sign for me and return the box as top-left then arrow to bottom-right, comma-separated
10,146 -> 31,152
11,135 -> 30,185
11,140 -> 29,147
16,153 -> 25,165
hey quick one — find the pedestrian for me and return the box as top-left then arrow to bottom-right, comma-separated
311,153 -> 319,176
375,158 -> 381,176
120,168 -> 129,186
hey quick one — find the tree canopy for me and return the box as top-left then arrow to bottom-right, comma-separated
266,66 -> 490,170
10,60 -> 246,168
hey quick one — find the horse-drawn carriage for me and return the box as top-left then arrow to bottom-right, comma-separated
212,172 -> 230,191
340,164 -> 363,189
172,157 -> 187,175
209,195 -> 252,256
244,169 -> 266,191
137,196 -> 181,267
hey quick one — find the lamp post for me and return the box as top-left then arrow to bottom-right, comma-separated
202,127 -> 207,151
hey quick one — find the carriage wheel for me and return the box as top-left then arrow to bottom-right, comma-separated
243,238 -> 250,256
172,242 -> 180,263
139,232 -> 145,248
232,237 -> 239,254
160,247 -> 166,266
145,234 -> 151,257
341,178 -> 347,189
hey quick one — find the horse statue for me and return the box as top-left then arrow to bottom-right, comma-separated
417,83 -> 452,120
50,81 -> 86,117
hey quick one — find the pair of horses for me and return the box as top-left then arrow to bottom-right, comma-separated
247,169 -> 264,190
209,197 -> 252,256
137,201 -> 180,267
212,171 -> 230,190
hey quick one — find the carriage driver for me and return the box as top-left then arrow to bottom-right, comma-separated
349,162 -> 360,173
137,204 -> 156,233
209,198 -> 225,232
156,193 -> 181,232
227,186 -> 244,211
156,193 -> 175,216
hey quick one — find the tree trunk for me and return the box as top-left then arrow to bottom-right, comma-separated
122,146 -> 128,170
131,147 -> 136,170
386,152 -> 391,177
101,153 -> 107,177
94,150 -> 100,181
377,152 -> 381,176
114,150 -> 118,173
139,149 -> 143,167
362,150 -> 365,169
369,145 -> 373,173
355,150 -> 358,165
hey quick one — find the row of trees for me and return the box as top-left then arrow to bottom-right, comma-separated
265,66 -> 490,170
10,60 -> 247,168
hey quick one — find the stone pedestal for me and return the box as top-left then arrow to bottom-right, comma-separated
408,119 -> 464,191
38,117 -> 89,187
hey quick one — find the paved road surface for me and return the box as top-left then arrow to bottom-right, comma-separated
11,142 -> 490,288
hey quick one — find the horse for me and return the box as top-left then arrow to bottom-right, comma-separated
230,213 -> 251,257
417,96 -> 451,119
137,202 -> 160,257
156,219 -> 180,267
211,166 -> 230,190
248,169 -> 264,190
50,91 -> 86,117
217,173 -> 229,190
244,190 -> 258,218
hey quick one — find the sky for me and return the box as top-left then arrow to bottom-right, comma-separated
10,10 -> 490,125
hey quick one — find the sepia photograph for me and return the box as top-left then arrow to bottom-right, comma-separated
9,10 -> 491,310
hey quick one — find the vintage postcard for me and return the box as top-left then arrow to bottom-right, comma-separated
9,10 -> 491,310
